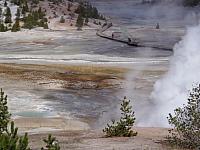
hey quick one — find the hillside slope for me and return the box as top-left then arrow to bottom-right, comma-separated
0,0 -> 106,31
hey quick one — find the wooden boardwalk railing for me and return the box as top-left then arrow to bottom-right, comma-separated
96,22 -> 172,51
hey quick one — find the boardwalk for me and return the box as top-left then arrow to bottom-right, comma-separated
96,22 -> 139,46
96,22 -> 172,51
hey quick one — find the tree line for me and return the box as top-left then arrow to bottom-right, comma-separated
75,0 -> 105,30
0,0 -> 48,32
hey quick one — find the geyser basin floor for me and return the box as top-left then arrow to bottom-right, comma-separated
0,62 -> 169,132
0,63 -> 126,131
28,127 -> 176,150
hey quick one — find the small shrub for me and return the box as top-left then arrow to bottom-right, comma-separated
59,16 -> 65,23
103,96 -> 137,137
42,134 -> 60,150
167,84 -> 200,149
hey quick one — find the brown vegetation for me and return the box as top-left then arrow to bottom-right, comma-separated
0,63 -> 127,89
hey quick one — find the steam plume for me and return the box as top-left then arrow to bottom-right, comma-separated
150,23 -> 200,126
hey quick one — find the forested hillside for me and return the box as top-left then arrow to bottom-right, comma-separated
0,0 -> 105,32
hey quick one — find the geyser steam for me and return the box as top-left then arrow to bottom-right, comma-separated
150,23 -> 200,127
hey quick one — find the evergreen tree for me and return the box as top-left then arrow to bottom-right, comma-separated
0,8 -> 2,23
11,0 -> 20,6
23,1 -> 29,12
43,22 -> 48,29
42,134 -> 60,150
4,25 -> 8,32
167,84 -> 200,149
4,0 -> 7,7
23,14 -> 34,29
15,8 -> 21,18
22,8 -> 48,30
4,7 -> 12,24
0,24 -> 5,32
0,89 -> 11,134
103,97 -> 137,137
75,3 -> 85,17
92,7 -> 98,19
85,16 -> 89,25
0,121 -> 30,150
67,2 -> 71,11
75,1 -> 104,22
76,14 -> 84,30
38,7 -> 44,19
12,18 -> 20,32
59,16 -> 65,23
32,0 -> 39,5
32,11 -> 39,22
21,6 -> 26,15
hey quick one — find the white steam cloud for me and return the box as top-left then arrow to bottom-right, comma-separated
149,23 -> 200,127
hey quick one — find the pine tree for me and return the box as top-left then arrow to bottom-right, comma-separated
75,1 -> 104,23
43,22 -> 48,29
59,16 -> 65,23
42,134 -> 60,150
167,84 -> 200,149
11,0 -> 20,6
4,25 -> 8,32
67,2 -> 71,11
0,89 -> 11,134
15,8 -> 21,18
23,1 -> 29,12
0,121 -> 30,150
38,18 -> 44,27
4,0 -> 7,7
32,0 -> 39,5
12,18 -> 20,32
32,11 -> 39,22
23,14 -> 33,29
21,6 -> 26,15
0,23 -> 6,32
103,97 -> 137,137
0,8 -> 2,23
75,3 -> 85,17
85,16 -> 89,25
4,7 -> 12,24
76,14 -> 84,30
92,7 -> 99,19
38,7 -> 44,19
